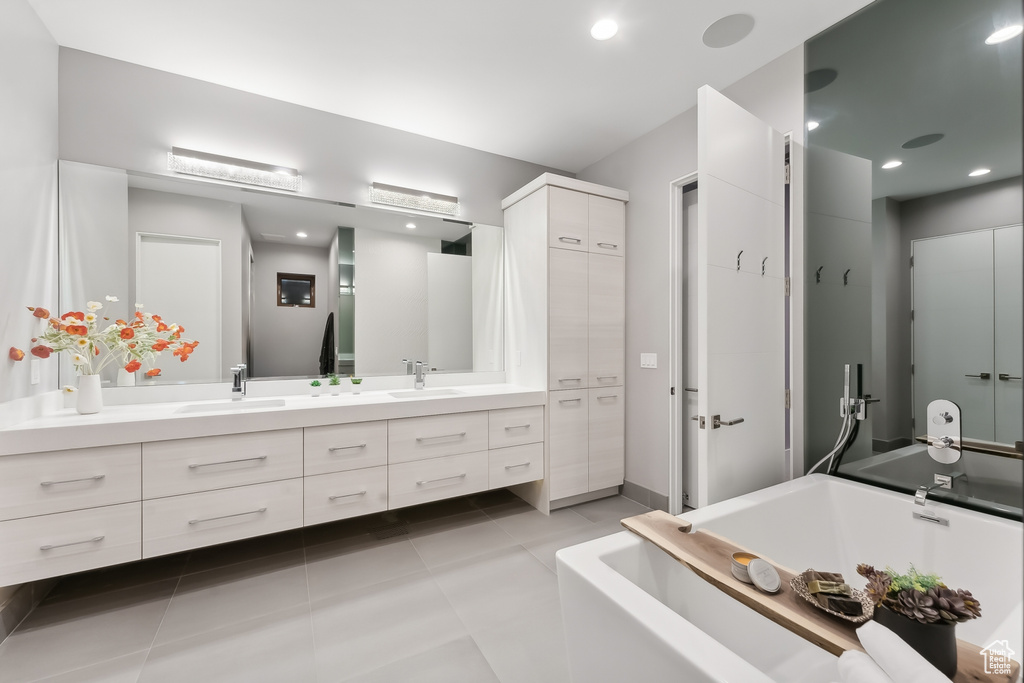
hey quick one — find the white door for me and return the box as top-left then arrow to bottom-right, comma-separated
695,86 -> 786,507
994,225 -> 1022,444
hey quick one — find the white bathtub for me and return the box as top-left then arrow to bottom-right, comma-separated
556,474 -> 1022,683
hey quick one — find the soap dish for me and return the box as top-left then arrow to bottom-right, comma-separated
790,574 -> 874,624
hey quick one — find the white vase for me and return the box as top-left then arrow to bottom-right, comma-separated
329,385 -> 340,396
351,383 -> 362,395
77,374 -> 103,415
116,368 -> 136,387
310,386 -> 321,397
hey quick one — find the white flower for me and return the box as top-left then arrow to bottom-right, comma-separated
75,338 -> 90,348
135,302 -> 144,309
62,385 -> 77,394
84,313 -> 97,323
103,324 -> 117,334
72,354 -> 87,365
105,295 -> 119,302
86,301 -> 103,312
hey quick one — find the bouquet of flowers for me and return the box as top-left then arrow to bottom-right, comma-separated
10,295 -> 198,379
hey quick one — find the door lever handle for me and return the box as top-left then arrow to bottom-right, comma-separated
964,373 -> 991,379
998,373 -> 1022,381
713,415 -> 744,428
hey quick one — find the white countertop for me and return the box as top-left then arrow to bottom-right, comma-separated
0,384 -> 546,456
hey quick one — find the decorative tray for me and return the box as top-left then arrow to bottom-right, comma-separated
789,574 -> 873,624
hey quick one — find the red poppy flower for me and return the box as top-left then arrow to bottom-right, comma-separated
61,311 -> 84,321
120,328 -> 135,340
151,339 -> 170,352
30,345 -> 52,359
9,347 -> 25,361
28,307 -> 50,318
156,322 -> 169,332
145,368 -> 161,377
124,360 -> 142,373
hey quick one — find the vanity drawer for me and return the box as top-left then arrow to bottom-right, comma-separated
388,451 -> 488,509
0,444 -> 141,522
489,443 -> 544,489
0,502 -> 141,585
142,429 -> 303,499
304,467 -> 388,526
142,479 -> 303,558
488,406 -> 544,449
304,421 -> 387,476
387,412 -> 488,465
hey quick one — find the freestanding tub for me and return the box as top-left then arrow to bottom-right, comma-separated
557,474 -> 1022,683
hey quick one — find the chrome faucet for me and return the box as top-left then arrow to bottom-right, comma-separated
230,363 -> 247,399
914,472 -> 966,506
414,361 -> 427,390
402,359 -> 414,375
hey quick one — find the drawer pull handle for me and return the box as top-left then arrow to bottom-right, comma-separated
559,398 -> 582,404
416,432 -> 466,442
416,473 -> 467,486
558,378 -> 583,383
189,507 -> 267,525
597,395 -> 619,400
596,376 -> 618,381
40,536 -> 104,551
596,242 -> 619,249
40,474 -> 105,487
504,424 -> 531,431
189,455 -> 268,469
505,462 -> 531,470
329,490 -> 367,501
558,236 -> 582,244
328,443 -> 367,452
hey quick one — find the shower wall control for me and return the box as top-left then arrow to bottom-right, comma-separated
926,398 -> 962,464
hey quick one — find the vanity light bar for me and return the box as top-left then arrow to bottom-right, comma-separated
167,147 -> 302,192
369,182 -> 459,216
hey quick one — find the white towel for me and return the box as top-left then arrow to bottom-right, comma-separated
838,650 -> 895,683
856,620 -> 950,683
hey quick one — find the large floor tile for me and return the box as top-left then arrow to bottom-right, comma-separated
311,571 -> 467,680
139,604 -> 316,683
153,550 -> 308,646
182,527 -> 305,575
472,599 -> 570,683
306,535 -> 426,601
42,553 -> 188,606
523,521 -> 624,572
409,511 -> 517,569
29,651 -> 150,683
339,636 -> 499,683
0,580 -> 177,683
431,546 -> 560,632
567,495 -> 651,524
483,502 -> 593,544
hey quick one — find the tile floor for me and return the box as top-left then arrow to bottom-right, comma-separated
0,491 -> 651,683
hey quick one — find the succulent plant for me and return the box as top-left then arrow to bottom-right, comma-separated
858,562 -> 982,626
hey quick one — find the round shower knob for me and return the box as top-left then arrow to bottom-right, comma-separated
932,412 -> 953,425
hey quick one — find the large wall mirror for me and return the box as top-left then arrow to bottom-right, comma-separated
58,161 -> 503,387
805,0 -> 1022,518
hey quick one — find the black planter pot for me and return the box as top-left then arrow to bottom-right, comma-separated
874,605 -> 958,678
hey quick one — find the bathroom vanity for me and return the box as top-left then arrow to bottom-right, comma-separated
0,385 -> 545,586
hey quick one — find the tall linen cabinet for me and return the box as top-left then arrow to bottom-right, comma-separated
502,174 -> 627,512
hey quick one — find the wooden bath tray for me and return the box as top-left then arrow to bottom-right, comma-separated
621,510 -> 1019,683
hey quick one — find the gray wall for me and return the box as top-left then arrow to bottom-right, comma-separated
575,47 -> 805,499
0,0 -> 58,408
57,49 -> 568,227
871,196 -> 909,448
251,242 -> 335,378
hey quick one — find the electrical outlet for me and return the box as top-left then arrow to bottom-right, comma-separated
30,359 -> 40,385
640,353 -> 657,369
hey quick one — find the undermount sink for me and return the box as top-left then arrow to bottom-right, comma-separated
176,398 -> 287,414
388,389 -> 464,399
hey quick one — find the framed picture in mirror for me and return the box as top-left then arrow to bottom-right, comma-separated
278,272 -> 315,307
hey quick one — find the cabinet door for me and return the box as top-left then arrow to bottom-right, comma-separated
588,253 -> 624,388
588,388 -> 624,491
548,187 -> 589,252
548,389 -> 589,500
588,195 -> 625,257
549,248 -> 589,391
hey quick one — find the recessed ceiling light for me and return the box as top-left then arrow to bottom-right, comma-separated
805,68 -> 838,93
807,121 -> 820,131
591,19 -> 618,40
968,168 -> 991,177
881,160 -> 902,170
702,14 -> 755,48
986,25 -> 1023,45
296,232 -> 307,238
902,133 -> 944,149
406,223 -> 416,229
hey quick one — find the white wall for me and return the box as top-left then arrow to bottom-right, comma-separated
57,49 -> 568,228
354,229 -> 440,376
575,47 -> 805,499
251,242 -> 334,378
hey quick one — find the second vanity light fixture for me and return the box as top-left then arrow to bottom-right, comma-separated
167,147 -> 302,192
369,182 -> 460,216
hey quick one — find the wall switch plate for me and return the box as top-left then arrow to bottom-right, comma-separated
640,353 -> 657,369
30,359 -> 40,385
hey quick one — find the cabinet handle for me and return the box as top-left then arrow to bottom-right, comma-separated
596,242 -> 619,249
504,424 -> 531,431
40,474 -> 105,487
684,387 -> 698,393
328,443 -> 367,452
416,473 -> 466,486
596,376 -> 618,381
416,432 -> 466,442
964,373 -> 991,379
40,536 -> 104,551
329,490 -> 367,501
558,236 -> 582,244
189,455 -> 267,469
558,378 -> 583,383
189,507 -> 267,525
558,398 -> 582,404
505,462 -> 531,470
597,394 -> 619,400
998,373 -> 1022,381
